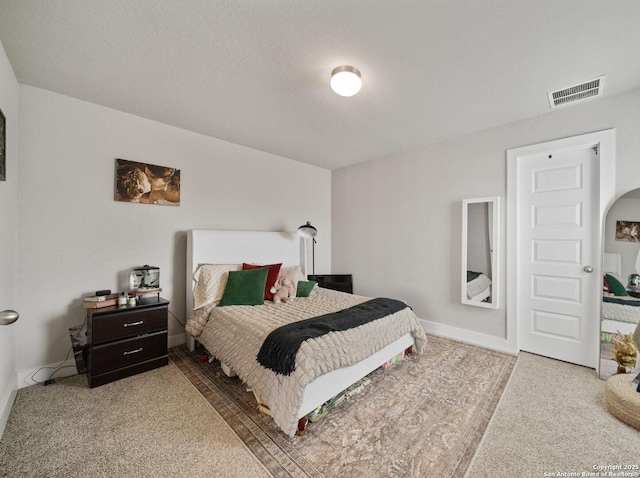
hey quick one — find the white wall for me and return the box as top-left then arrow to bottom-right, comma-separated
0,40 -> 19,435
332,88 -> 640,350
604,196 -> 640,281
16,86 -> 331,386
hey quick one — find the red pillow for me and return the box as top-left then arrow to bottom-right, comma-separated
242,263 -> 282,301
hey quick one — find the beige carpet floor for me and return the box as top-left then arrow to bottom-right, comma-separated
2,341 -> 638,478
0,364 -> 271,478
466,352 -> 640,478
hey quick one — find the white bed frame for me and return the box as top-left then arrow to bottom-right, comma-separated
186,229 -> 415,433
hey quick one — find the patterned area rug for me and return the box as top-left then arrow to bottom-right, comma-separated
169,335 -> 516,478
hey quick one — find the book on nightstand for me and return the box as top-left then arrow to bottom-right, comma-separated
83,293 -> 119,308
83,298 -> 118,309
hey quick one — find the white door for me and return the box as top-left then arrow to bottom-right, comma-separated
517,146 -> 599,367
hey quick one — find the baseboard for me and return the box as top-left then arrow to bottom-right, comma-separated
420,319 -> 518,355
169,332 -> 186,349
17,357 -> 78,390
0,371 -> 18,440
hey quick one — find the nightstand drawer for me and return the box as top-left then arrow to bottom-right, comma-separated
92,306 -> 167,344
91,331 -> 167,375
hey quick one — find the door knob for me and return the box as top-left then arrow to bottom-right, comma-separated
583,266 -> 594,273
0,310 -> 19,326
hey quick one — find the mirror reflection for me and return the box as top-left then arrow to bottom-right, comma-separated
600,188 -> 640,379
462,197 -> 499,309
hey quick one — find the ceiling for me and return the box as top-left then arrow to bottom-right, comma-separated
1,1 -> 640,170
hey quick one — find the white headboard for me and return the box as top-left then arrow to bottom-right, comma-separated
603,252 -> 622,278
186,229 -> 302,326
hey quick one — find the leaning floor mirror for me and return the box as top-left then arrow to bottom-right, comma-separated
462,197 -> 500,309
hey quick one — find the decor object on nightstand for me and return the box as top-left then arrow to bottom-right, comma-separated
86,295 -> 169,387
128,265 -> 162,300
297,221 -> 318,276
131,264 -> 160,289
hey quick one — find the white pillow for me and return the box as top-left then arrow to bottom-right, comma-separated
192,264 -> 241,310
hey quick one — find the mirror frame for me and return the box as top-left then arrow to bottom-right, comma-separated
461,196 -> 500,309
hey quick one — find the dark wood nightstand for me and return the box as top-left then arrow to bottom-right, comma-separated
308,274 -> 353,294
86,296 -> 169,388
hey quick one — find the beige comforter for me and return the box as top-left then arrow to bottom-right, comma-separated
191,287 -> 427,436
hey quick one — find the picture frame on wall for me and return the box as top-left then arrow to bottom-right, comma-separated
0,108 -> 6,182
115,158 -> 180,206
615,220 -> 640,242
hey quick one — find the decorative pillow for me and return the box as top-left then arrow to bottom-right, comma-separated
605,273 -> 628,297
296,280 -> 317,297
603,275 -> 610,293
242,263 -> 282,301
275,266 -> 306,295
193,264 -> 242,310
219,267 -> 269,306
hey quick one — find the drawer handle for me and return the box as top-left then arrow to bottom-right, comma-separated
123,347 -> 143,356
124,320 -> 144,327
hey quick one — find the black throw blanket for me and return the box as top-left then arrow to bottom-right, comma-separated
467,270 -> 481,282
257,298 -> 409,376
603,296 -> 640,307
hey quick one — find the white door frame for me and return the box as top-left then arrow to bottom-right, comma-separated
506,129 -> 616,364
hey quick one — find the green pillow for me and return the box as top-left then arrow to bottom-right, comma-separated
605,274 -> 628,297
219,267 -> 268,306
296,280 -> 317,297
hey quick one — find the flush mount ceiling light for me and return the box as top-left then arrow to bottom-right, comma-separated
330,65 -> 362,97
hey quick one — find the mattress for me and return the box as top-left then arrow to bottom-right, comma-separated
194,286 -> 427,436
602,295 -> 640,324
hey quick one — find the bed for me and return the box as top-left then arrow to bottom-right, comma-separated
185,230 -> 428,436
466,270 -> 492,302
602,252 -> 639,335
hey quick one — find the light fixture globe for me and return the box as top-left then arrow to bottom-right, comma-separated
330,65 -> 362,97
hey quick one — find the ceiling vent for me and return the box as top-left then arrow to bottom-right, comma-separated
547,75 -> 605,109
